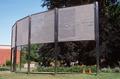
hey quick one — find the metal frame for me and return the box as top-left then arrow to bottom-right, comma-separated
19,45 -> 22,71
54,8 -> 59,74
10,48 -> 13,71
10,28 -> 13,71
13,23 -> 17,72
27,16 -> 32,73
11,2 -> 99,74
94,2 -> 100,74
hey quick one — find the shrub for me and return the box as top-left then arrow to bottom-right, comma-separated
6,60 -> 11,66
112,67 -> 120,73
87,65 -> 97,73
0,67 -> 9,71
37,65 -> 97,73
101,67 -> 112,73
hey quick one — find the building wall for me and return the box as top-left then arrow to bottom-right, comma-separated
0,45 -> 20,66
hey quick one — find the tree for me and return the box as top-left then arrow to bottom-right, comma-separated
99,2 -> 120,67
39,0 -> 120,67
42,0 -> 95,9
39,0 -> 100,67
21,44 -> 40,64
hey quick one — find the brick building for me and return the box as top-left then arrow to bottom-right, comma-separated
0,45 -> 20,66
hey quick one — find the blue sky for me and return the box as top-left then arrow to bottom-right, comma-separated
0,0 -> 47,45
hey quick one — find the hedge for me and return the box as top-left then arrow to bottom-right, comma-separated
0,67 -> 10,71
37,65 -> 97,73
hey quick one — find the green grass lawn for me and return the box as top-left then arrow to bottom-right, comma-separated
0,72 -> 120,79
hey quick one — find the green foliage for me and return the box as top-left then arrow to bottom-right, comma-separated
101,67 -> 120,73
0,67 -> 9,71
6,60 -> 11,66
30,44 -> 40,62
101,67 -> 112,73
21,44 -> 40,63
41,0 -> 95,9
38,0 -> 120,68
100,2 -> 120,67
112,67 -> 120,73
37,65 -> 96,73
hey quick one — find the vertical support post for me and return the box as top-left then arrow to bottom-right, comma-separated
95,2 -> 100,74
13,23 -> 17,72
10,48 -> 13,72
27,16 -> 31,74
54,8 -> 59,74
11,28 -> 13,72
20,45 -> 22,71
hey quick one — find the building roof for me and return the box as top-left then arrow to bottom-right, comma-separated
0,45 -> 11,49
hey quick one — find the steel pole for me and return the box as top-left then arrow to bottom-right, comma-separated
27,16 -> 31,74
94,2 -> 100,74
13,23 -> 17,72
54,8 -> 59,75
